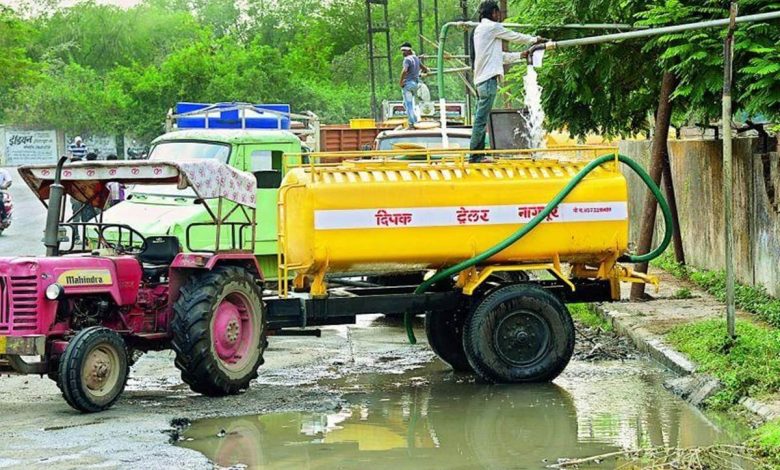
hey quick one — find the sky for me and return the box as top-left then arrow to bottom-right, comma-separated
0,0 -> 142,11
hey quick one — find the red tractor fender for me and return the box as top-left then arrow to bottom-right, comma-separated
167,253 -> 264,307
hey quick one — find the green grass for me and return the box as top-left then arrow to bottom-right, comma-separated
750,420 -> 780,467
568,303 -> 612,332
667,319 -> 780,409
672,287 -> 693,299
652,252 -> 780,328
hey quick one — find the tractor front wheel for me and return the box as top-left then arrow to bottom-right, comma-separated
57,327 -> 129,413
463,284 -> 574,383
172,266 -> 265,396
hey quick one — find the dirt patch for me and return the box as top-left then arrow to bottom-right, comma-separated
573,319 -> 639,361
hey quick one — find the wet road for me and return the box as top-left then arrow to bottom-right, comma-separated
0,167 -> 750,469
178,359 -> 748,470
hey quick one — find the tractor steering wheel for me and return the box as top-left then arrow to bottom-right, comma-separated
97,225 -> 147,255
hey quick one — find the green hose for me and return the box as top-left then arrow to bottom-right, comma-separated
405,153 -> 673,344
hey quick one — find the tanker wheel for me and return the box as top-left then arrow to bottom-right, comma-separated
172,266 -> 265,397
425,309 -> 472,372
463,284 -> 574,383
57,327 -> 129,413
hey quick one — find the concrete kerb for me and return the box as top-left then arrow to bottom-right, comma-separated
590,300 -> 780,423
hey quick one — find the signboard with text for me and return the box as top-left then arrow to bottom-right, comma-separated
4,129 -> 58,166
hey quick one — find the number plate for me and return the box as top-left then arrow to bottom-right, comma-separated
0,336 -> 6,354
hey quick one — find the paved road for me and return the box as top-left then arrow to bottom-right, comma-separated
0,167 -> 46,256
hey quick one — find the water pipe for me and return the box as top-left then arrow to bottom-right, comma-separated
525,11 -> 780,63
405,153 -> 673,344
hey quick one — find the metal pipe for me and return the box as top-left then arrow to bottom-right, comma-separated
44,157 -> 68,256
723,3 -> 738,339
539,11 -> 780,50
442,21 -> 644,30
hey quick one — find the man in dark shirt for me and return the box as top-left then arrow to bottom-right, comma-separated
399,42 -> 429,128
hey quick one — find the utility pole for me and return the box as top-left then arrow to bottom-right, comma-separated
723,2 -> 738,339
417,0 -> 424,54
433,0 -> 439,40
461,0 -> 472,123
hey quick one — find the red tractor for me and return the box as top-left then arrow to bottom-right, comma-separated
0,157 -> 265,412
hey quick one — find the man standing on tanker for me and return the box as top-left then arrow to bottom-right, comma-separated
399,42 -> 429,128
469,0 -> 548,161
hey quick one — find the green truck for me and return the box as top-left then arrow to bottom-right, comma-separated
103,127 -> 305,278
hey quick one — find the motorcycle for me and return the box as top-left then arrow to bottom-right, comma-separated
0,191 -> 12,235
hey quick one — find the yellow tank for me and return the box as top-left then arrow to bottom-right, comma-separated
279,158 -> 628,283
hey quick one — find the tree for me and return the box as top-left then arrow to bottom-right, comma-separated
4,62 -> 129,135
0,7 -> 41,121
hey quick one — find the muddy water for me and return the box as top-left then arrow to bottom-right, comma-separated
177,359 -> 749,469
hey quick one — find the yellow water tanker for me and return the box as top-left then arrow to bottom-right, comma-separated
279,158 -> 629,286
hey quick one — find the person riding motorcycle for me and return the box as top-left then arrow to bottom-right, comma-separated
0,168 -> 12,224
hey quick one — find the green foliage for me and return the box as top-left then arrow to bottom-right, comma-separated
0,6 -> 42,121
672,287 -> 693,299
0,0 -> 481,141
5,62 -> 129,135
651,252 -> 780,328
667,319 -> 780,409
636,0 -> 780,124
511,0 -> 780,137
568,303 -> 612,331
750,420 -> 780,467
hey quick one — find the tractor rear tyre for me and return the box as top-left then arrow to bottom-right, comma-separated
425,309 -> 472,372
463,284 -> 574,383
172,266 -> 265,397
57,326 -> 129,413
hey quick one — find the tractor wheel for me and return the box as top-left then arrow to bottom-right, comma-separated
463,284 -> 574,383
425,309 -> 472,372
57,327 -> 129,413
171,266 -> 265,397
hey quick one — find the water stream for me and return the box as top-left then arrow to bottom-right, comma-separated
522,66 -> 546,149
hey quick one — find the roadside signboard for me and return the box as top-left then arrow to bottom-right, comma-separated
4,129 -> 58,166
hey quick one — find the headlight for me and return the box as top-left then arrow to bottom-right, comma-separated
45,283 -> 63,300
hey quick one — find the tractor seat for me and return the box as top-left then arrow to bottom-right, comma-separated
138,236 -> 181,278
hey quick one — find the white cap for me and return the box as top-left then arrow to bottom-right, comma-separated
74,136 -> 82,142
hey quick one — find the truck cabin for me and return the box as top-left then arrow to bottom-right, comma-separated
145,129 -> 303,191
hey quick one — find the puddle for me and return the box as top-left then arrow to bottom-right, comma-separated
177,360 -> 750,469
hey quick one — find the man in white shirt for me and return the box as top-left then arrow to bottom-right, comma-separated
469,0 -> 547,160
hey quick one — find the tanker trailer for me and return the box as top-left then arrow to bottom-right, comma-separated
268,150 -> 670,384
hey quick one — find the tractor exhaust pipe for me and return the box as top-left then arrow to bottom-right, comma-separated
44,157 -> 68,257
